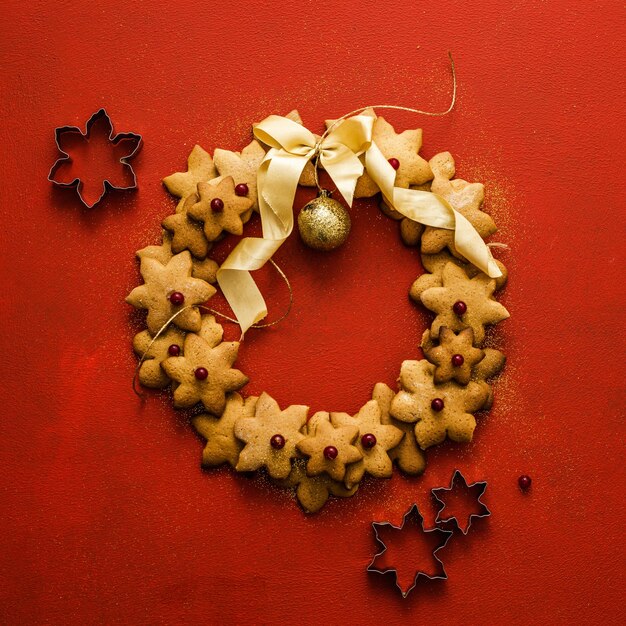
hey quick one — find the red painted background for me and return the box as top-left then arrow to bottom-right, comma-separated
1,1 -> 625,624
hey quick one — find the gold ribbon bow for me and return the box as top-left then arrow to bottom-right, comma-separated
217,113 -> 501,336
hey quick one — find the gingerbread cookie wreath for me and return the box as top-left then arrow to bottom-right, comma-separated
128,106 -> 509,513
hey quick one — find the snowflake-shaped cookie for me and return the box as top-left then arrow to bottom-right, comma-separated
126,251 -> 215,334
297,412 -> 362,482
162,333 -> 248,415
162,144 -> 217,212
420,262 -> 510,344
234,392 -> 308,479
390,360 -> 489,449
188,176 -> 253,241
422,327 -> 485,385
132,326 -> 185,389
330,400 -> 403,488
192,393 -> 258,468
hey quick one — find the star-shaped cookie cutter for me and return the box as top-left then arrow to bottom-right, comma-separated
432,469 -> 491,535
48,108 -> 142,208
367,503 -> 453,598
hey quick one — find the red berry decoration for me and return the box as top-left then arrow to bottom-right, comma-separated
518,475 -> 532,491
453,300 -> 467,315
431,398 -> 445,412
323,445 -> 339,460
234,183 -> 249,196
194,367 -> 209,380
451,354 -> 465,367
270,434 -> 286,450
388,157 -> 400,170
361,433 -> 377,449
169,291 -> 185,306
210,198 -> 224,212
167,344 -> 181,357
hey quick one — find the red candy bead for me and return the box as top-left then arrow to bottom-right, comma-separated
234,183 -> 249,196
431,398 -> 444,412
453,300 -> 467,315
169,291 -> 185,306
323,445 -> 338,460
210,198 -> 224,212
194,367 -> 208,380
270,434 -> 285,450
518,475 -> 532,491
452,354 -> 465,367
388,157 -> 400,170
361,433 -> 377,449
167,344 -> 181,357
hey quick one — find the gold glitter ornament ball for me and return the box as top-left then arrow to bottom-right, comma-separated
297,190 -> 351,251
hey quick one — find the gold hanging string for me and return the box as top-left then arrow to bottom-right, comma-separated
312,51 -> 457,191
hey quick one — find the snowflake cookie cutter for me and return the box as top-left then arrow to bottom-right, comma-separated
367,503 -> 453,598
48,108 -> 142,208
432,469 -> 491,535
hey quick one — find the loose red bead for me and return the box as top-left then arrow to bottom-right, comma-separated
234,183 -> 249,196
211,198 -> 224,212
194,367 -> 209,380
388,157 -> 400,170
453,300 -> 467,315
168,344 -> 181,357
452,354 -> 465,367
270,434 -> 286,450
169,291 -> 185,306
323,445 -> 338,460
431,398 -> 445,412
518,475 -> 532,491
361,433 -> 377,449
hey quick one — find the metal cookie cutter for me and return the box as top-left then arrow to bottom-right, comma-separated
48,108 -> 142,208
432,469 -> 491,535
367,503 -> 453,598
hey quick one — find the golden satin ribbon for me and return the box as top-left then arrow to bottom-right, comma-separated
217,113 -> 501,336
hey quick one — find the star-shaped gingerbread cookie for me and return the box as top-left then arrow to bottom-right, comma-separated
163,144 -> 218,212
409,250 -> 508,304
472,348 -> 506,381
136,231 -> 219,284
420,262 -> 510,344
372,116 -> 432,188
373,382 -> 426,476
274,459 -> 359,513
162,193 -> 211,259
192,393 -> 258,468
213,139 -> 265,212
161,333 -> 248,415
126,251 -> 216,334
132,326 -> 186,388
400,218 -> 424,246
187,176 -> 253,241
330,400 -> 403,488
234,392 -> 308,479
422,327 -> 485,385
297,412 -> 362,482
390,360 -> 489,449
421,152 -> 497,258
136,232 -> 175,265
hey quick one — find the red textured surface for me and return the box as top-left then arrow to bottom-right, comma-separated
1,1 -> 625,623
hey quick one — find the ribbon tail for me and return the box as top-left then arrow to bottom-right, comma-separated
451,211 -> 502,277
217,268 -> 267,338
217,148 -> 312,335
365,141 -> 501,279
321,145 -> 364,207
